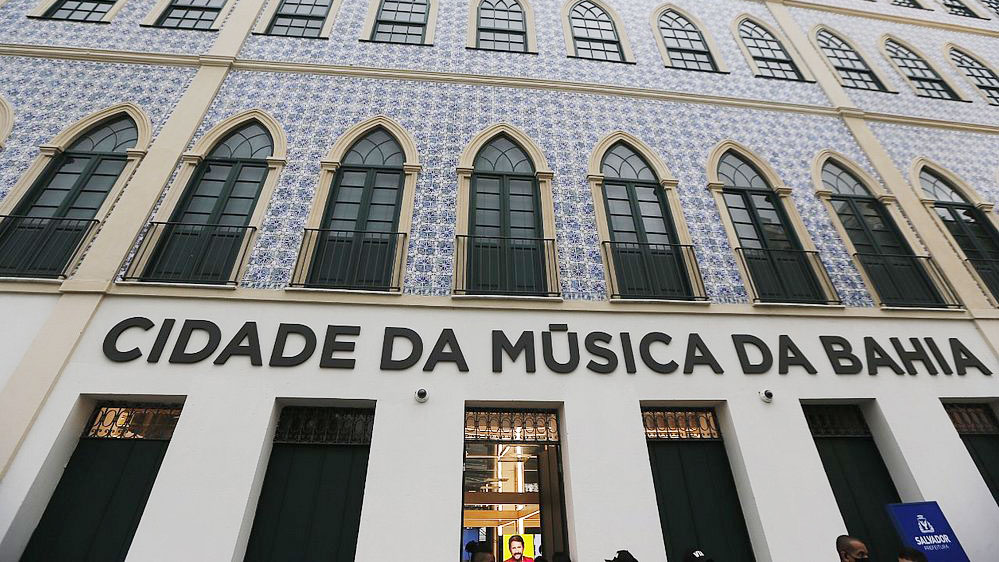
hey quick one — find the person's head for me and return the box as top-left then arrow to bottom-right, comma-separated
472,553 -> 495,562
899,546 -> 928,562
534,557 -> 548,562
508,535 -> 525,559
836,535 -> 870,562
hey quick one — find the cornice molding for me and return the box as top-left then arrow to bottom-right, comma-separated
0,43 -> 200,66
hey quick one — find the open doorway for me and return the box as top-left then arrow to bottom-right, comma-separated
461,408 -> 569,562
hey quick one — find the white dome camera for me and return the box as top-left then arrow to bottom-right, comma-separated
415,388 -> 429,403
759,389 -> 774,403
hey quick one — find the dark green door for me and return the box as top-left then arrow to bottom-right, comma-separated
644,409 -> 755,562
945,404 -> 999,506
935,204 -> 999,300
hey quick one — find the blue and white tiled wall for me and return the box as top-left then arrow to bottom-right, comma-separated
0,56 -> 196,202
805,0 -> 999,30
145,70 -> 888,305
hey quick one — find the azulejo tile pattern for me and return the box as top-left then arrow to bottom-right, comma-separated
808,0 -> 999,30
789,6 -> 999,126
148,70 -> 878,305
0,56 -> 196,202
0,0 -> 218,54
239,0 -> 831,107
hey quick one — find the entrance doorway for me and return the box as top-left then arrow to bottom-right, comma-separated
461,408 -> 569,561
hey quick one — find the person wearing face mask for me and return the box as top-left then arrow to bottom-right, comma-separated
836,535 -> 870,562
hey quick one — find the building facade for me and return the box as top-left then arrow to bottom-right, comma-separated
0,0 -> 998,559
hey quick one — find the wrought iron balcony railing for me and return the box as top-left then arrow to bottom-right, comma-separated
856,253 -> 961,308
601,241 -> 707,301
290,229 -> 407,292
0,215 -> 99,279
965,257 -> 999,302
122,222 -> 256,286
734,247 -> 841,305
454,235 -> 560,297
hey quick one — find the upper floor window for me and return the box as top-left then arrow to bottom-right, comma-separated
919,168 -> 999,300
0,115 -> 137,278
371,0 -> 429,44
821,160 -> 948,307
891,0 -> 924,8
476,0 -> 526,52
884,39 -> 961,100
941,0 -> 979,17
568,0 -> 623,62
738,19 -> 804,81
718,151 -> 832,304
600,142 -> 698,300
43,0 -> 116,21
265,0 -> 333,38
981,0 -> 999,17
657,10 -> 717,72
155,0 -> 225,29
950,48 -> 999,105
816,29 -> 887,92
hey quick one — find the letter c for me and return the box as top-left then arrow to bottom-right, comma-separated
103,317 -> 154,362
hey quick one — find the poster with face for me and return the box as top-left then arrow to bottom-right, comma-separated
502,534 -> 538,562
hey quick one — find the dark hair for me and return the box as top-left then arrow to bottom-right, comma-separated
552,553 -> 572,562
836,535 -> 863,552
472,553 -> 496,562
509,535 -> 525,548
899,546 -> 928,562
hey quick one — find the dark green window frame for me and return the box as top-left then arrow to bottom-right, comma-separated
154,0 -> 225,30
476,0 -> 527,53
885,39 -> 961,101
42,0 -> 117,22
568,0 -> 624,63
265,0 -> 332,38
815,29 -> 887,92
370,0 -> 429,45
944,403 -> 999,506
738,19 -> 804,82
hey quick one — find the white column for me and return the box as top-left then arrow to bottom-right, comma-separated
722,393 -> 847,562
353,392 -> 466,560
871,395 -> 999,560
126,383 -> 276,561
560,394 -> 666,561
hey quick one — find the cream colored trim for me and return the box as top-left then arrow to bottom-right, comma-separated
808,24 -> 897,93
878,34 -> 969,101
943,42 -> 999,105
0,95 -> 12,150
30,0 -> 129,21
731,14 -> 815,81
706,140 -> 838,303
649,4 -> 728,72
465,0 -> 538,53
253,0 -> 341,38
210,0 -> 236,30
560,0 -> 635,63
781,0 -> 999,39
361,0 -> 439,44
911,157 -> 993,208
141,0 -> 171,26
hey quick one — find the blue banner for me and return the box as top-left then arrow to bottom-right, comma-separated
886,501 -> 969,562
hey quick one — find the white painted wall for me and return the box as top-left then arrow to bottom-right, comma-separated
1,295 -> 998,561
0,293 -> 58,390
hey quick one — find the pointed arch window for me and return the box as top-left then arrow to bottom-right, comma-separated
568,0 -> 623,62
0,115 -> 137,278
919,169 -> 999,300
816,29 -> 887,92
600,143 -> 700,300
136,121 -> 273,285
981,0 -> 999,17
950,48 -> 999,105
370,0 -> 429,44
885,39 -> 960,100
941,0 -> 979,18
460,135 -> 555,296
42,0 -> 117,21
891,0 -> 924,8
657,10 -> 717,72
821,160 -> 947,307
738,19 -> 804,81
718,151 -> 832,304
476,0 -> 526,52
299,128 -> 407,291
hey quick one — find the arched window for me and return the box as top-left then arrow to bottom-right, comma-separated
816,29 -> 886,92
370,0 -> 429,44
891,0 -> 923,8
301,128 -> 406,291
138,121 -> 273,285
884,39 -> 960,100
821,160 -> 946,307
718,151 -> 829,303
981,0 -> 999,17
919,168 -> 999,299
941,0 -> 979,17
155,0 -> 226,29
476,0 -> 526,52
737,19 -> 803,81
600,142 -> 696,299
43,0 -> 117,21
656,10 -> 717,72
0,115 -> 137,278
950,48 -> 999,105
568,0 -> 623,62
461,135 -> 553,296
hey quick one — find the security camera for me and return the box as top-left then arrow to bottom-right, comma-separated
415,388 -> 429,403
759,389 -> 774,403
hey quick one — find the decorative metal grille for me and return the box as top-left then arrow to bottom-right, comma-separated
83,404 -> 182,440
803,405 -> 871,437
945,404 -> 999,435
464,409 -> 560,443
885,40 -> 959,101
273,407 -> 375,445
642,408 -> 721,440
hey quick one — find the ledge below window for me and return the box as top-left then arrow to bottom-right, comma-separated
452,294 -> 563,303
285,287 -> 403,296
115,280 -> 237,290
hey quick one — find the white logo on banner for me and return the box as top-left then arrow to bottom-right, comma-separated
917,515 -> 936,534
